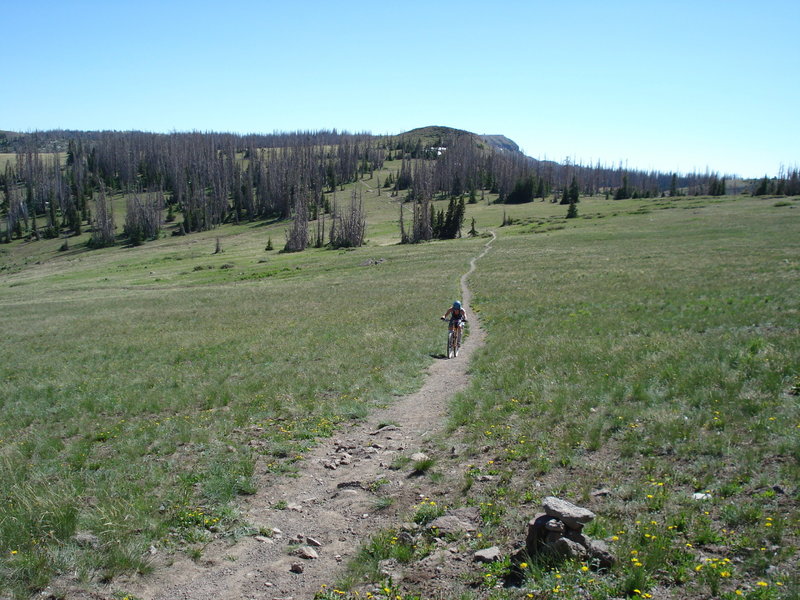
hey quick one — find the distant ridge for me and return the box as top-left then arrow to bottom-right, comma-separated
395,125 -> 523,156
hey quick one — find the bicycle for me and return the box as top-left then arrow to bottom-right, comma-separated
441,316 -> 466,358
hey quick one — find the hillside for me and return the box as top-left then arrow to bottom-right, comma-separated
393,125 -> 524,155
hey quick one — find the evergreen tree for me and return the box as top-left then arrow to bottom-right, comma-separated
614,175 -> 632,200
469,216 -> 478,237
568,175 -> 580,203
753,176 -> 770,196
566,201 -> 578,219
506,175 -> 535,204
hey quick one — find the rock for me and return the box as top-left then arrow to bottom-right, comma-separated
295,546 -> 318,560
306,536 -> 323,547
586,539 -> 616,569
525,514 -> 550,553
473,546 -> 501,563
289,562 -> 304,573
591,488 -> 612,498
272,527 -> 283,537
545,531 -> 563,545
254,536 -> 274,544
428,515 -> 476,535
73,532 -> 100,549
545,519 -> 565,533
552,537 -> 587,560
286,503 -> 303,512
565,529 -> 590,548
410,452 -> 429,462
369,425 -> 399,435
543,497 -> 595,529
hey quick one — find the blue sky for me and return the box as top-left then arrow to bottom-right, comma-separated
3,0 -> 798,178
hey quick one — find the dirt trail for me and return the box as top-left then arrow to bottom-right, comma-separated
133,233 -> 495,600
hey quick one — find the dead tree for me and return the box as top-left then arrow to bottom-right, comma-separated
283,192 -> 309,252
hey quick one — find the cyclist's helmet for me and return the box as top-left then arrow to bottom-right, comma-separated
453,301 -> 462,309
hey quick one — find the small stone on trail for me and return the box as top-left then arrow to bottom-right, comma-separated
289,562 -> 304,573
306,536 -> 323,547
295,546 -> 318,560
591,488 -> 612,497
410,452 -> 429,462
254,536 -> 274,544
369,425 -> 399,435
473,546 -> 501,563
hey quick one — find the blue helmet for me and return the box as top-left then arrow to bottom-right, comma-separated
453,301 -> 462,309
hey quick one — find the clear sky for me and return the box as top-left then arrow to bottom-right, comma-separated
3,0 -> 798,178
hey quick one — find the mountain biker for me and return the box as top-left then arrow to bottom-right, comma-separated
442,300 -> 467,334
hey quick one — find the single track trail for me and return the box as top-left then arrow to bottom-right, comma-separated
133,233 -> 495,600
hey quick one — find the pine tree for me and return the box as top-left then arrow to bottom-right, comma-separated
568,176 -> 580,203
566,201 -> 578,219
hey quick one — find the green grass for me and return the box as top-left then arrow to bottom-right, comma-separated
0,198 -> 484,595
2,185 -> 798,598
445,195 -> 799,598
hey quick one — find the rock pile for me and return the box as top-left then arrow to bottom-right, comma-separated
524,497 -> 616,569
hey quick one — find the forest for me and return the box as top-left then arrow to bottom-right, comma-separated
1,127 -> 798,251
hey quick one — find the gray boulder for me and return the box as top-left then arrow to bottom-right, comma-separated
543,497 -> 595,530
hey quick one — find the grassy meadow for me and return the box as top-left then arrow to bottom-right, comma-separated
0,178 -> 485,596
1,170 -> 798,599
443,195 -> 799,599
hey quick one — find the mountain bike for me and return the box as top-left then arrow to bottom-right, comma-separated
442,317 -> 465,358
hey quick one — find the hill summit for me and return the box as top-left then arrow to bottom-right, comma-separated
396,125 -> 523,155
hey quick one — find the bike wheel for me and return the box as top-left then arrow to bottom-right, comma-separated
447,331 -> 454,358
454,329 -> 461,357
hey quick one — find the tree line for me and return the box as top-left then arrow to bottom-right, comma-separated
2,128 -> 795,252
